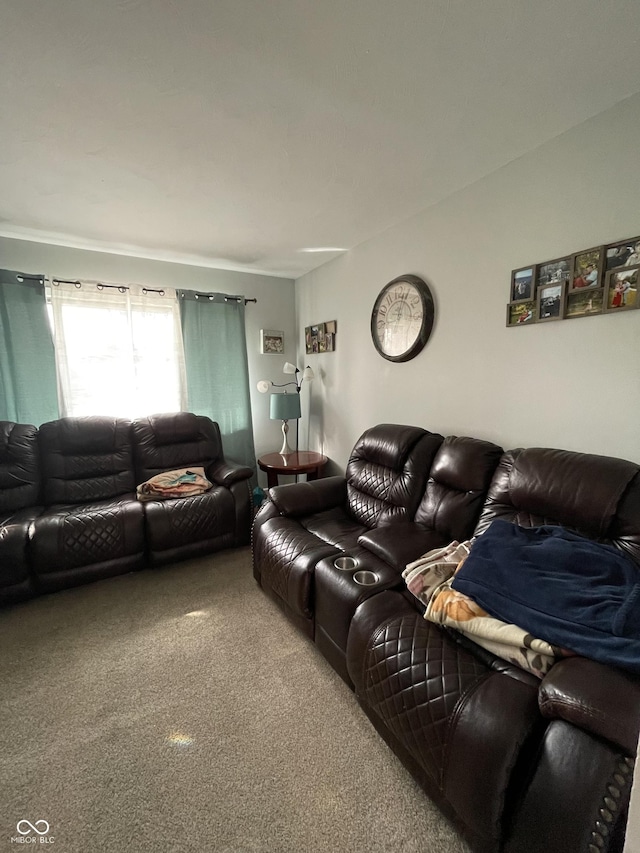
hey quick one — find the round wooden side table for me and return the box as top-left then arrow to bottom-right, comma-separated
257,450 -> 328,488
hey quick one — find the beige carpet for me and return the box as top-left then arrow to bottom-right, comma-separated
0,548 -> 470,853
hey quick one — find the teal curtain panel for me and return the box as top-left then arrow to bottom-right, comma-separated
179,291 -> 256,471
0,270 -> 59,425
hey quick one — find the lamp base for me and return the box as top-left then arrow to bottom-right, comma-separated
279,420 -> 293,455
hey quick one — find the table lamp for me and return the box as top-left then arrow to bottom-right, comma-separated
270,392 -> 301,455
257,362 -> 314,455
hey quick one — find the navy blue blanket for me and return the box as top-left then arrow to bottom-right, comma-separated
452,520 -> 640,674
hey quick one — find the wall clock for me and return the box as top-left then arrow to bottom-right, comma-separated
370,274 -> 434,362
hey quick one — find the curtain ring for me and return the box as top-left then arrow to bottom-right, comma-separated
75,282 -> 82,289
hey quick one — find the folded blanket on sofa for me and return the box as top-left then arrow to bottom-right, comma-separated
402,540 -> 564,677
136,467 -> 213,501
452,519 -> 640,675
425,579 -> 565,677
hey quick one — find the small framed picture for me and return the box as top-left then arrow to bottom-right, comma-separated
510,266 -> 535,302
570,246 -> 603,292
325,320 -> 337,352
506,300 -> 536,327
604,266 -> 639,312
604,236 -> 640,271
260,329 -> 284,354
316,323 -> 327,353
537,282 -> 565,322
566,288 -> 604,319
537,256 -> 571,289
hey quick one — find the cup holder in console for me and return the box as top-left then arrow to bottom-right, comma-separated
334,556 -> 358,571
353,570 -> 379,586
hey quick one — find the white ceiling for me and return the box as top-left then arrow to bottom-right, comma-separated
1,0 -> 640,279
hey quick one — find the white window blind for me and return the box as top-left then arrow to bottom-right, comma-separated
49,280 -> 187,418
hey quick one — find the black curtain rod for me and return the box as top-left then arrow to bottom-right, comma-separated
16,273 -> 46,283
52,279 -> 166,295
191,292 -> 257,305
18,277 -> 256,305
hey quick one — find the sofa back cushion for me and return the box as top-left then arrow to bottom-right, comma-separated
39,417 -> 136,505
132,412 -> 223,483
475,447 -> 640,567
345,424 -> 443,528
414,435 -> 504,541
0,421 -> 41,511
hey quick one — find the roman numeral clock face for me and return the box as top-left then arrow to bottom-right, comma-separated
370,275 -> 434,362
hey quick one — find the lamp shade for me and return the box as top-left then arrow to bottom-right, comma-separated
270,392 -> 301,421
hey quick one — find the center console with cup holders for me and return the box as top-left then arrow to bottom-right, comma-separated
314,550 -> 402,685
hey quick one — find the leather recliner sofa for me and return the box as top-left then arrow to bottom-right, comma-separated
0,412 -> 253,603
252,424 -> 640,853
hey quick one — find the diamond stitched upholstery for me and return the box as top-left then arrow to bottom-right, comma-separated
31,495 -> 145,573
254,517 -> 338,616
359,613 -> 488,787
345,427 -> 443,528
144,488 -> 235,550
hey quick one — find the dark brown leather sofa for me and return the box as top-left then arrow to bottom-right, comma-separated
0,412 -> 253,603
252,424 -> 640,853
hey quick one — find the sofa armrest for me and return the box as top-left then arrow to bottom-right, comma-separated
357,522 -> 449,571
269,476 -> 347,518
208,458 -> 253,488
539,657 -> 640,754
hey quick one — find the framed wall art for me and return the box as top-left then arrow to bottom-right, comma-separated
260,329 -> 284,354
507,232 -> 640,326
506,301 -> 536,327
537,256 -> 571,289
566,288 -> 604,319
605,236 -> 640,272
305,320 -> 337,353
570,246 -> 603,291
510,266 -> 536,302
604,266 -> 639,312
537,282 -> 565,322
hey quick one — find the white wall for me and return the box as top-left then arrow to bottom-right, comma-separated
0,237 -> 295,481
295,92 -> 640,471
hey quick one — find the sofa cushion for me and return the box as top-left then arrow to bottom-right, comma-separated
476,448 -> 640,547
143,487 -> 237,566
414,435 -> 503,541
345,425 -> 443,527
39,417 -> 136,504
30,495 -> 145,576
132,412 -> 224,482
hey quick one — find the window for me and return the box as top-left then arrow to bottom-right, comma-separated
49,281 -> 186,418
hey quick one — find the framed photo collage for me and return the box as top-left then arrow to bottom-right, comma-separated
507,236 -> 640,327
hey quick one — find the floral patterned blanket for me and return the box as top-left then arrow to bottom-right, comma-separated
136,467 -> 213,502
403,541 -> 567,678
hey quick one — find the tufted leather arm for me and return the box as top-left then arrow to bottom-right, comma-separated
0,421 -> 41,511
269,476 -> 348,517
357,522 -> 449,571
209,458 -> 253,487
539,657 -> 640,755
